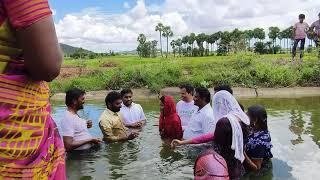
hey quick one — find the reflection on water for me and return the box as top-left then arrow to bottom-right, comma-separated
51,97 -> 320,180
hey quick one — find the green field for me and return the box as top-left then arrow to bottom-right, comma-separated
50,52 -> 320,94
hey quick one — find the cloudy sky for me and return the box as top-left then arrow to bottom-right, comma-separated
49,0 -> 320,52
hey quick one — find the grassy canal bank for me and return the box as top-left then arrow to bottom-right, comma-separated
49,53 -> 320,94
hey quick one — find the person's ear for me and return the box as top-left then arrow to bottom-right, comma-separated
72,99 -> 77,106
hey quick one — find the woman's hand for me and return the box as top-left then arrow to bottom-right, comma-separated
171,139 -> 184,149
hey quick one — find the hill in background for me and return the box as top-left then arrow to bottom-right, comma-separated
60,43 -> 93,55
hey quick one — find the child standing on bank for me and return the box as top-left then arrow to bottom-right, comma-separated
292,14 -> 309,64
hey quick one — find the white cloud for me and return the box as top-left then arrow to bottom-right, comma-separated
52,9 -> 56,16
55,0 -> 320,52
123,2 -> 130,9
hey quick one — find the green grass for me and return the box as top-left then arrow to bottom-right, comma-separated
50,53 -> 320,93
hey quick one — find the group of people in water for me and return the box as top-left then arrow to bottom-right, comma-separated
60,85 -> 273,179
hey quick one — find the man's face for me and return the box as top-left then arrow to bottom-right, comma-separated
122,93 -> 133,107
109,99 -> 123,112
299,18 -> 304,23
193,92 -> 201,107
76,95 -> 85,110
180,88 -> 192,102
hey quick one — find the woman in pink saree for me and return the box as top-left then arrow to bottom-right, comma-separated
0,0 -> 65,179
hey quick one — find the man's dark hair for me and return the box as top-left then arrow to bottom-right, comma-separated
105,91 -> 122,106
299,14 -> 305,19
179,84 -> 194,95
214,85 -> 233,95
65,88 -> 85,107
195,87 -> 211,103
120,89 -> 133,97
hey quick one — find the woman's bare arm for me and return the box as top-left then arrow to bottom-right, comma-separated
16,16 -> 62,82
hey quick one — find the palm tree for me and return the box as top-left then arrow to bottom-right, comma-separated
151,40 -> 158,58
196,33 -> 207,56
253,28 -> 265,42
170,40 -> 176,57
208,33 -> 217,55
268,26 -> 280,53
137,34 -> 147,58
278,31 -> 285,53
244,30 -> 254,50
162,26 -> 174,58
182,36 -> 189,56
188,33 -> 196,56
155,23 -> 164,57
175,38 -> 182,57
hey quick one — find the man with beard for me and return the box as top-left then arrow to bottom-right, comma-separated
99,91 -> 139,142
120,89 -> 146,128
61,88 -> 101,151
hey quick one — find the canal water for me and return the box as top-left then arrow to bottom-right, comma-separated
51,97 -> 320,180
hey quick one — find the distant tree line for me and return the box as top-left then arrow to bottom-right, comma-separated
137,23 -> 316,58
67,48 -> 117,59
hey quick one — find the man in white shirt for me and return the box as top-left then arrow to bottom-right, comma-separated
120,89 -> 146,128
183,88 -> 216,140
60,88 -> 101,151
176,84 -> 198,131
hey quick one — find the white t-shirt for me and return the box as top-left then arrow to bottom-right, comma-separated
176,100 -> 198,130
120,103 -> 146,125
183,104 -> 216,140
60,111 -> 92,150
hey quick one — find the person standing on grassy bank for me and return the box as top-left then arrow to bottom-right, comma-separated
120,89 -> 146,129
292,14 -> 309,64
176,84 -> 198,131
99,91 -> 139,142
61,88 -> 102,151
310,12 -> 320,59
183,88 -> 215,140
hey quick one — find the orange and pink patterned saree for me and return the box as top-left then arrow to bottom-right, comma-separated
0,0 -> 66,179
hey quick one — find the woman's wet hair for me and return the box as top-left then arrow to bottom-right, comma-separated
65,88 -> 85,107
247,105 -> 268,130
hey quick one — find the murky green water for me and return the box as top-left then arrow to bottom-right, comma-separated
51,97 -> 320,180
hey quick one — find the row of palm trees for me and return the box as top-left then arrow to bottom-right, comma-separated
155,23 -> 173,58
153,22 -> 315,57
